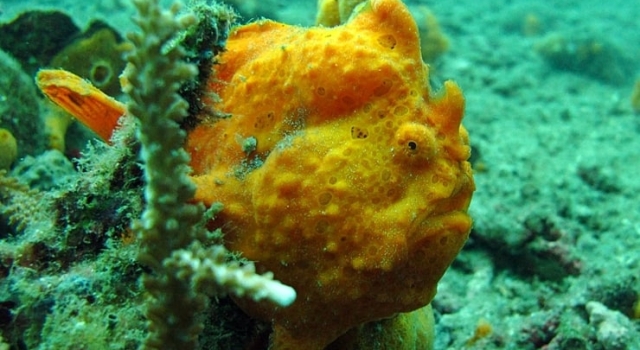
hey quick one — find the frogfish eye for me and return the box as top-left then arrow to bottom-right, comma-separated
395,122 -> 437,162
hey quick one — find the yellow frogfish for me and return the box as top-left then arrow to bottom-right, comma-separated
36,0 -> 475,348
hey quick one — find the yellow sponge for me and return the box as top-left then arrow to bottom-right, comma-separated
329,305 -> 435,349
42,103 -> 75,152
0,128 -> 18,170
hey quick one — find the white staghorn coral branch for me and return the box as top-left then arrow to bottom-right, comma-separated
170,243 -> 296,307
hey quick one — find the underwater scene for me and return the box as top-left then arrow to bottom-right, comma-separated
0,0 -> 639,349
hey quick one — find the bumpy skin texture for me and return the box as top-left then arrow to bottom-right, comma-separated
186,0 -> 475,348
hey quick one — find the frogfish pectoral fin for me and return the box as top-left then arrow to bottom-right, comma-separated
36,69 -> 126,144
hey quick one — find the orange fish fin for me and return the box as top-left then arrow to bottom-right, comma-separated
36,69 -> 126,143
